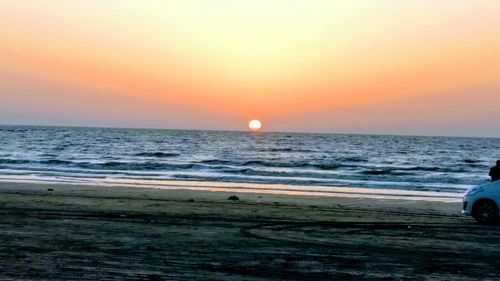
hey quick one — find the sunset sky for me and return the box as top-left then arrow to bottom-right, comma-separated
1,1 -> 499,137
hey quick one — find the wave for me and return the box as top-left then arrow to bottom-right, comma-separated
0,157 -> 477,175
241,160 -> 344,170
198,159 -> 234,165
242,160 -> 308,168
74,161 -> 194,171
0,159 -> 31,165
0,158 -> 195,171
362,170 -> 392,175
361,165 -> 470,175
36,159 -> 74,165
220,167 -> 326,179
314,163 -> 343,170
0,158 -> 84,166
256,147 -> 294,152
361,169 -> 413,176
134,152 -> 180,158
335,157 -> 367,163
253,147 -> 317,153
166,172 -> 470,193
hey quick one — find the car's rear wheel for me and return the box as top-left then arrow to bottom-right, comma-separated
473,200 -> 498,225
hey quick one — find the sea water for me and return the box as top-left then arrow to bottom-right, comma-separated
0,125 -> 498,195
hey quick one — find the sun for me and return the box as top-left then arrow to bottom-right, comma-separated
248,119 -> 262,131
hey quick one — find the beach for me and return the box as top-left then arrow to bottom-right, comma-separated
1,181 -> 499,280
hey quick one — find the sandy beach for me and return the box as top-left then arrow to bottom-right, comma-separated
0,181 -> 499,280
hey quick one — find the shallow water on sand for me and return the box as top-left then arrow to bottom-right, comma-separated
0,125 -> 498,195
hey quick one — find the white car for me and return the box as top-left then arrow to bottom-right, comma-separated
463,181 -> 500,224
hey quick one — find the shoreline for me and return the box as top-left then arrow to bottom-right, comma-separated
0,180 -> 464,218
0,181 -> 462,219
0,178 -> 464,203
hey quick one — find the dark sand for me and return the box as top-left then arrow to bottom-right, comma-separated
0,182 -> 499,280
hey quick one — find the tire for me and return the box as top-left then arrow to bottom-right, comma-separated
473,200 -> 499,225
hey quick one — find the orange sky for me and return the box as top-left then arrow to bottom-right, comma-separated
1,1 -> 499,136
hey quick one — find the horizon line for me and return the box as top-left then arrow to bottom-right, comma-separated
1,122 -> 499,140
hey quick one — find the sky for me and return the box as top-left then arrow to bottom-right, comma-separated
1,0 -> 499,137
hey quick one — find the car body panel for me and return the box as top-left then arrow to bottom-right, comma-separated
463,181 -> 500,216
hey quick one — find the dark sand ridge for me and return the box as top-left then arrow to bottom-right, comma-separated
0,181 -> 499,280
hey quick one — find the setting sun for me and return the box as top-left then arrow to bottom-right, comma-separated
248,120 -> 262,131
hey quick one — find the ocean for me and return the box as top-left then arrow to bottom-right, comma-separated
0,125 -> 498,195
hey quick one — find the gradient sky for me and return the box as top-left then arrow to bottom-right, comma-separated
1,0 -> 499,137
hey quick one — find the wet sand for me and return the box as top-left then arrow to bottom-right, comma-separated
1,182 -> 499,280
